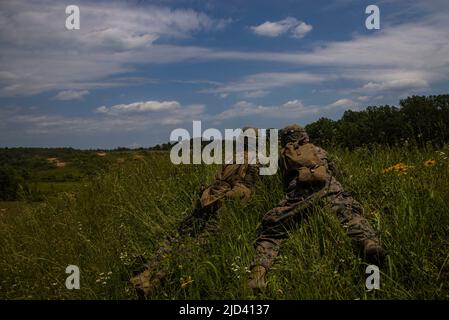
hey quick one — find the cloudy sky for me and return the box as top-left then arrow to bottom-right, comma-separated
0,0 -> 448,148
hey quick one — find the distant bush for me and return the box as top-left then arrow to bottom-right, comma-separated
305,95 -> 449,149
0,165 -> 23,200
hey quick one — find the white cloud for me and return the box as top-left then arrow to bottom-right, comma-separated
1,100 -> 206,136
201,17 -> 449,98
357,96 -> 370,102
54,90 -> 89,101
251,17 -> 312,38
213,20 -> 449,97
283,99 -> 305,108
329,98 -> 357,108
291,22 -> 313,39
96,100 -> 181,115
213,99 -> 319,121
362,79 -> 429,92
94,99 -> 206,127
0,1 -> 228,97
242,90 -> 270,98
204,72 -> 326,96
1,0 -> 448,104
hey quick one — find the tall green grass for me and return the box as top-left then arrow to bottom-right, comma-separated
1,146 -> 448,299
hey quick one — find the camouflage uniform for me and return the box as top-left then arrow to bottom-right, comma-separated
177,159 -> 259,237
249,125 -> 384,286
131,128 -> 260,298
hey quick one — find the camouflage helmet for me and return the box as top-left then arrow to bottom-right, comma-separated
280,124 -> 309,146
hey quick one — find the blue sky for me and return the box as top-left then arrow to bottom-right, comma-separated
0,0 -> 448,148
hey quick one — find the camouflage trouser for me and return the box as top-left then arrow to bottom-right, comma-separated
142,181 -> 252,275
178,181 -> 252,237
252,178 -> 379,270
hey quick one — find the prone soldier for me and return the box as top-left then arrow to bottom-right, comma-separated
248,124 -> 386,289
131,127 -> 261,298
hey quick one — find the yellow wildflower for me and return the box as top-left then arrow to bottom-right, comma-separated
180,276 -> 194,289
382,162 -> 410,175
423,159 -> 436,167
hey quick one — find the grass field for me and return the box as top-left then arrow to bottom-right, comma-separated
1,146 -> 449,299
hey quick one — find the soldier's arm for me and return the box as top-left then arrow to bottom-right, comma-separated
314,144 -> 338,175
313,144 -> 330,169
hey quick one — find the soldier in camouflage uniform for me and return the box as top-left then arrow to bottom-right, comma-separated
131,127 -> 260,298
248,124 -> 385,289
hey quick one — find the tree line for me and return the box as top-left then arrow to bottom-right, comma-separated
2,94 -> 448,201
305,95 -> 449,149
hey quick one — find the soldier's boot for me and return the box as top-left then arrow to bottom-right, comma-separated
362,239 -> 386,265
130,269 -> 165,299
248,265 -> 267,290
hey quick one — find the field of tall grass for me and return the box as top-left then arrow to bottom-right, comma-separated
1,146 -> 449,299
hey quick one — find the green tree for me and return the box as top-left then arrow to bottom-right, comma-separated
0,165 -> 23,201
305,118 -> 338,147
400,95 -> 449,145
